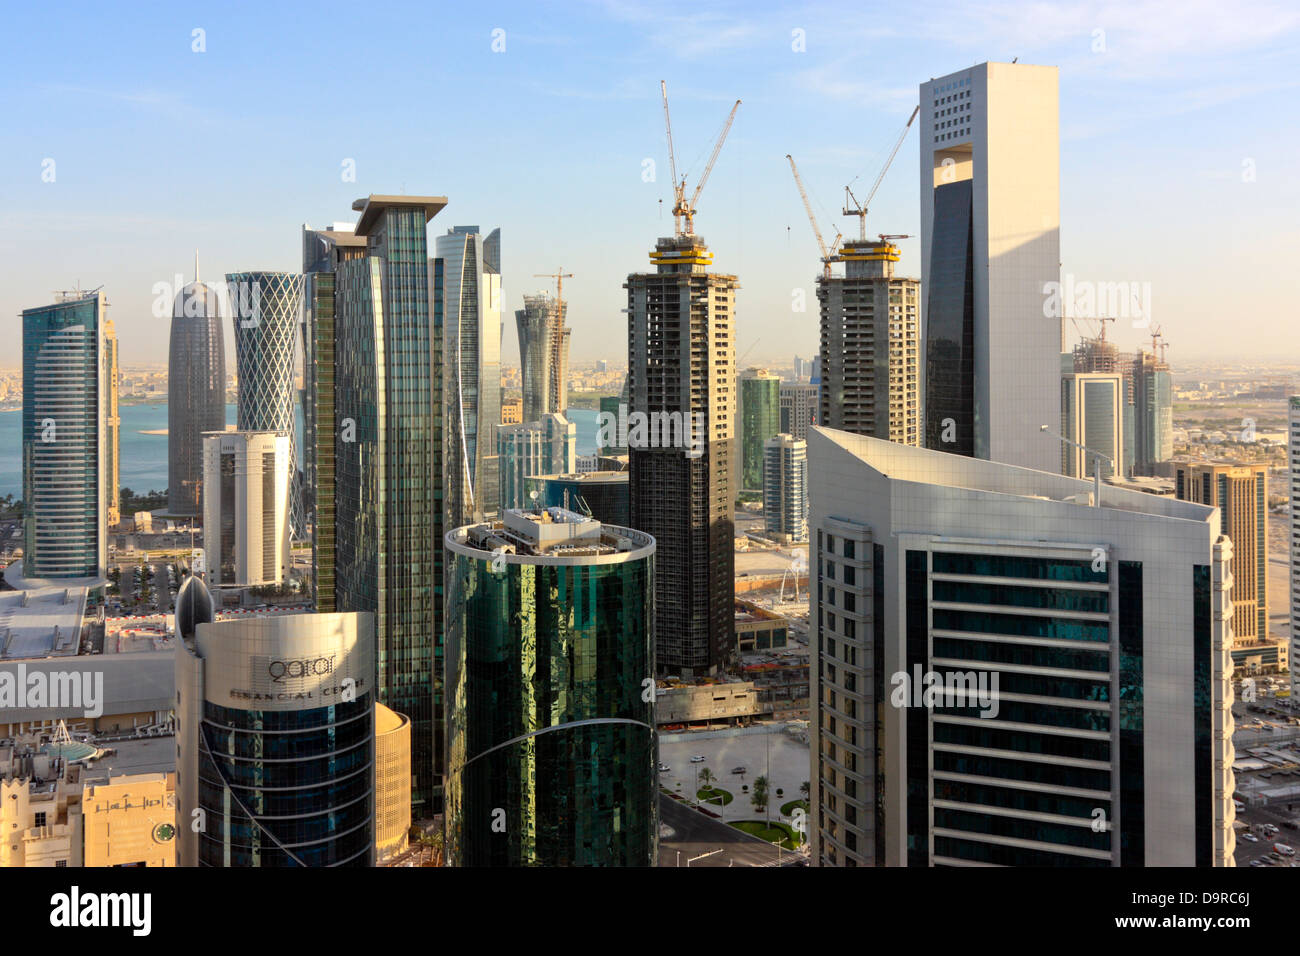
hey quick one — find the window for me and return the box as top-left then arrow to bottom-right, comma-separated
34,812 -> 46,828
55,860 -> 67,867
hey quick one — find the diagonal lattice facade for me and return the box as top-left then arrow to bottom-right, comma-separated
228,271 -> 304,536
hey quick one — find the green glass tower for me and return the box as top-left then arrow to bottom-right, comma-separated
740,368 -> 780,493
328,195 -> 447,813
444,508 -> 657,866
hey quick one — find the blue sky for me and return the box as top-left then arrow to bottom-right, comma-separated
3,0 -> 1298,368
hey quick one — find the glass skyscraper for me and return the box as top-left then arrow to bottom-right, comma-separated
21,290 -> 108,581
444,508 -> 657,866
438,226 -> 502,527
331,195 -> 446,812
167,272 -> 226,517
739,368 -> 780,492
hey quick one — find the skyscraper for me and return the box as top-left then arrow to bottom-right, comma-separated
515,293 -> 570,422
1176,461 -> 1268,644
103,317 -> 120,528
20,290 -> 108,583
808,428 -> 1236,867
1131,350 -> 1173,475
763,433 -> 807,544
1072,334 -> 1134,477
333,195 -> 445,812
626,234 -> 736,676
201,430 -> 291,588
1060,372 -> 1123,479
444,508 -> 657,866
779,381 -> 818,440
920,62 -> 1060,471
439,225 -> 502,526
174,575 -> 375,867
228,271 -> 304,534
739,368 -> 780,492
817,239 -> 920,444
497,412 -> 576,510
167,268 -> 227,518
302,224 -> 368,614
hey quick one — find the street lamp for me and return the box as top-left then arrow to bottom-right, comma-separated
1040,424 -> 1113,509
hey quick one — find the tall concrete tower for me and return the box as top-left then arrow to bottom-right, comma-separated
817,240 -> 920,444
626,234 -> 736,676
920,62 -> 1061,471
515,293 -> 570,423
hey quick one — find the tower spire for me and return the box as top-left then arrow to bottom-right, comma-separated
194,250 -> 200,284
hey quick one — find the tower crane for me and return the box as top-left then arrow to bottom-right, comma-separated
786,154 -> 842,279
844,105 -> 920,240
661,80 -> 741,237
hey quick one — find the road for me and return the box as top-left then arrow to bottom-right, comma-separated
658,793 -> 805,867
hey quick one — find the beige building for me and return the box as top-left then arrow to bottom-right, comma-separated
82,773 -> 176,867
1176,461 -> 1268,642
0,747 -> 175,867
374,703 -> 411,864
501,397 -> 523,425
654,680 -> 758,726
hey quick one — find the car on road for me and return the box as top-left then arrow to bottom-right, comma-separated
657,763 -> 670,773
1242,832 -> 1259,843
690,755 -> 705,763
731,766 -> 747,775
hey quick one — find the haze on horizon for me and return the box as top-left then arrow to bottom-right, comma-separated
2,0 -> 1297,371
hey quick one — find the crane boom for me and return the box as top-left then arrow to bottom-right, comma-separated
845,104 -> 920,239
787,155 -> 828,262
690,99 -> 741,215
660,81 -> 680,234
660,81 -> 741,236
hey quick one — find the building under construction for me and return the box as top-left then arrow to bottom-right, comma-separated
817,238 -> 920,443
515,293 -> 571,422
626,234 -> 737,676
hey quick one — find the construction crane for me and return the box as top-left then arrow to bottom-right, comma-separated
661,80 -> 741,237
533,269 -> 573,311
786,154 -> 842,278
534,269 -> 574,410
1148,324 -> 1163,354
844,105 -> 921,240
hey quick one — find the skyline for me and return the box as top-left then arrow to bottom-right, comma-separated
4,1 -> 1299,367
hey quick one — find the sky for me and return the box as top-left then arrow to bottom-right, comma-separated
2,0 -> 1298,369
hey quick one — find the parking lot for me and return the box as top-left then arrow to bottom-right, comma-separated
658,725 -> 810,826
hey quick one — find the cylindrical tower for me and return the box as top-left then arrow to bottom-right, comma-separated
444,508 -> 656,866
167,276 -> 226,517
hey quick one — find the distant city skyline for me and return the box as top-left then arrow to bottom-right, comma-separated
4,2 -> 1298,368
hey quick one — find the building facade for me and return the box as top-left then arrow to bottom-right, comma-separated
526,470 -> 630,527
1177,461 -> 1268,644
21,291 -> 108,582
780,381 -> 819,440
175,578 -> 375,867
103,318 -> 120,528
374,703 -> 412,864
497,412 -> 576,510
1292,396 -> 1300,702
817,241 -> 920,445
626,234 -> 736,676
809,427 -> 1236,867
167,274 -> 227,517
515,293 -> 570,422
920,62 -> 1061,471
1131,351 -> 1173,476
444,508 -> 657,866
227,271 -> 304,535
763,433 -> 808,544
332,195 -> 447,812
1061,372 -> 1123,479
201,430 -> 291,588
740,368 -> 781,492
439,226 -> 502,525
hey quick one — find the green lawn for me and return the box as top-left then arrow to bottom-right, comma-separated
697,786 -> 733,806
780,798 -> 809,817
730,819 -> 804,850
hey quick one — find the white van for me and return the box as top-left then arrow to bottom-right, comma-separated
1274,843 -> 1295,857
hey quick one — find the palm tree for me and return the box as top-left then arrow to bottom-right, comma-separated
699,767 -> 716,791
752,775 -> 770,824
800,780 -> 810,801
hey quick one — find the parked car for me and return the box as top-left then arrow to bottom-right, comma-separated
690,754 -> 705,763
731,766 -> 748,775
1241,832 -> 1259,843
657,763 -> 670,773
